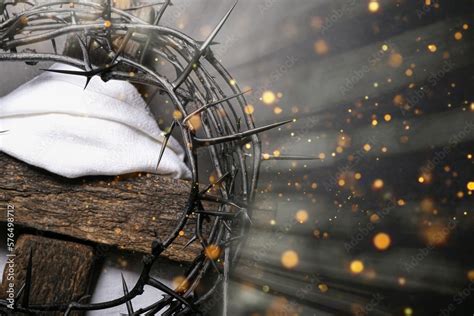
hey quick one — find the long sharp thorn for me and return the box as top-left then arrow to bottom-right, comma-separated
173,1 -> 238,89
181,235 -> 197,250
22,248 -> 33,307
199,171 -> 231,195
195,119 -> 293,146
84,76 -> 92,90
121,273 -> 134,315
263,154 -> 321,161
183,90 -> 251,124
156,121 -> 176,170
195,210 -> 236,218
51,38 -> 58,55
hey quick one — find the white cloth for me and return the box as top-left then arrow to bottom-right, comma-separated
0,63 -> 191,179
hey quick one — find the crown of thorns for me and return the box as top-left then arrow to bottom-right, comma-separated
0,1 -> 310,314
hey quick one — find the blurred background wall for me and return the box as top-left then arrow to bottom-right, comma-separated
1,0 -> 473,315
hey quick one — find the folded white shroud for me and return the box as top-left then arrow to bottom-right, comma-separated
0,63 -> 191,179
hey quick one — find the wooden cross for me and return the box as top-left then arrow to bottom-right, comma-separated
0,152 -> 199,311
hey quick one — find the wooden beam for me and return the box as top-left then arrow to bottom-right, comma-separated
0,234 -> 96,315
0,153 -> 202,263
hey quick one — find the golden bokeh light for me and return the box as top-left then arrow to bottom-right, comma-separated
368,1 -> 380,13
262,90 -> 276,105
314,39 -> 329,55
467,181 -> 474,191
281,250 -> 299,269
373,232 -> 391,250
295,209 -> 309,223
350,260 -> 364,274
372,179 -> 384,190
205,244 -> 221,260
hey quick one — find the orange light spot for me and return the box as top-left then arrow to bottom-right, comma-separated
281,250 -> 299,269
373,232 -> 391,250
350,260 -> 364,274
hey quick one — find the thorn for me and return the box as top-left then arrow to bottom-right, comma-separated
41,63 -> 119,90
181,235 -> 197,250
22,248 -> 33,307
156,121 -> 177,170
183,90 -> 251,124
199,171 -> 231,195
194,210 -> 237,218
121,273 -> 134,315
172,1 -> 238,89
262,154 -> 321,161
194,119 -> 292,146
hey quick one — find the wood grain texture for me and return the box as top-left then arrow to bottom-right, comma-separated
0,153 -> 201,262
0,234 -> 95,315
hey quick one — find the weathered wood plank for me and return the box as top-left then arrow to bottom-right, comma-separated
0,234 -> 95,315
0,153 -> 200,262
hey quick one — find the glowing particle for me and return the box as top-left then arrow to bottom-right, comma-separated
229,79 -> 236,85
370,213 -> 380,223
314,39 -> 329,55
418,176 -> 425,183
295,210 -> 309,223
350,260 -> 364,274
463,24 -> 469,30
318,284 -> 328,292
244,104 -> 255,114
262,90 -> 276,105
311,182 -> 318,189
354,173 -> 362,180
467,181 -> 474,191
372,179 -> 384,190
338,179 -> 346,187
467,270 -> 474,281
281,250 -> 299,269
454,32 -> 463,40
178,230 -> 185,237
262,285 -> 270,292
263,153 -> 271,160
104,20 -> 112,28
205,244 -> 221,260
404,307 -> 413,316
368,1 -> 379,12
363,144 -> 372,152
319,153 -> 326,159
274,106 -> 283,114
172,275 -> 189,292
373,232 -> 391,250
388,53 -> 403,68
273,150 -> 281,157
245,143 -> 252,149
381,44 -> 388,51
427,44 -> 437,52
468,154 -> 472,159
173,110 -> 183,120
371,119 -> 378,126
384,114 -> 392,121
270,219 -> 276,225
405,68 -> 413,77
398,277 -> 406,286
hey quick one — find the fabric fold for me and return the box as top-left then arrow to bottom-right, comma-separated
0,63 -> 191,179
